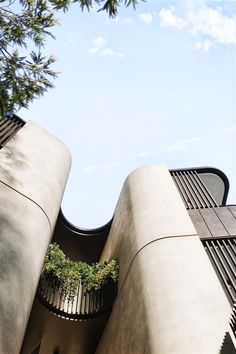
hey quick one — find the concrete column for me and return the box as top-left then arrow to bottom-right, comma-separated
0,121 -> 71,354
97,165 -> 231,354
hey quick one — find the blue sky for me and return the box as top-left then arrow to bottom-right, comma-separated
20,0 -> 236,227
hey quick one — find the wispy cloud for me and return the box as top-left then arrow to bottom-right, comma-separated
88,36 -> 124,59
137,151 -> 155,158
99,48 -> 124,58
159,7 -> 186,30
137,137 -> 202,159
88,36 -> 107,55
222,124 -> 236,133
194,39 -> 214,52
108,16 -> 133,25
83,161 -> 122,174
158,4 -> 236,51
189,7 -> 236,45
161,137 -> 202,153
139,13 -> 154,25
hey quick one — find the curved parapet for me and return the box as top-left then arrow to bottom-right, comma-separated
0,120 -> 71,354
52,210 -> 112,263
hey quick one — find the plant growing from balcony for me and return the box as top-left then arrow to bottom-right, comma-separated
42,243 -> 119,297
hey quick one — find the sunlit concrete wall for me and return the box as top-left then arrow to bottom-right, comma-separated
97,165 -> 232,354
0,121 -> 71,354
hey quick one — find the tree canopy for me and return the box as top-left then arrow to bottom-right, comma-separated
0,0 -> 139,116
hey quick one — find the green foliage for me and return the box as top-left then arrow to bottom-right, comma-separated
0,0 -> 58,115
43,243 -> 119,296
0,0 -> 140,115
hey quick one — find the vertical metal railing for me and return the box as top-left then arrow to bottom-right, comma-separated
37,273 -> 118,320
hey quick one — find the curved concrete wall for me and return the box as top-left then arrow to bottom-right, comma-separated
0,121 -> 71,354
97,165 -> 232,354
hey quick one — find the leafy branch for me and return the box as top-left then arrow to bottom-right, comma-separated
0,0 -> 140,115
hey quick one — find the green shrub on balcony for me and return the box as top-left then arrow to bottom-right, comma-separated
42,243 -> 119,297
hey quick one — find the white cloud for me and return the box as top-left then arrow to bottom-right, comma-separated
88,36 -> 107,55
100,48 -> 124,59
194,39 -> 214,52
83,161 -> 122,174
189,7 -> 236,45
139,13 -> 154,25
92,36 -> 107,48
161,137 -> 202,153
137,137 -> 202,159
222,124 -> 236,133
108,16 -> 133,25
123,17 -> 133,24
137,151 -> 155,158
158,5 -> 236,51
88,36 -> 124,59
159,7 -> 186,30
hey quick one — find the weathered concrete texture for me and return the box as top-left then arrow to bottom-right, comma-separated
0,121 -> 71,225
0,184 -> 51,354
97,165 -> 231,354
0,121 -> 71,354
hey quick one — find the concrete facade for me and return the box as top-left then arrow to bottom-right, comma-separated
0,121 -> 71,354
0,118 -> 235,354
97,165 -> 232,354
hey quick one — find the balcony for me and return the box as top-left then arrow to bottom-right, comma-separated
37,243 -> 119,321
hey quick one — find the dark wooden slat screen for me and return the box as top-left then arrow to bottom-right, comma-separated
171,170 -> 218,209
201,237 -> 236,306
0,115 -> 25,149
37,273 -> 118,321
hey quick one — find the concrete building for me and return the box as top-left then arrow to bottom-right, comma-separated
0,115 -> 235,354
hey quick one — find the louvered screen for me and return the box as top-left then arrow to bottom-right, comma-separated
230,305 -> 236,339
201,238 -> 236,306
171,170 -> 218,209
0,115 -> 25,149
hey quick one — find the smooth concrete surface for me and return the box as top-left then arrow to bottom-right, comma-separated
97,165 -> 232,354
0,121 -> 71,225
0,121 -> 71,354
21,298 -> 110,354
100,165 -> 197,287
97,237 -> 231,354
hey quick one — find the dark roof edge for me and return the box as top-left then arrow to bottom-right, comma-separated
169,166 -> 230,205
59,209 -> 113,237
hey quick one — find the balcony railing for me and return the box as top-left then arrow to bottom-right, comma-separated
37,272 -> 118,321
0,114 -> 25,149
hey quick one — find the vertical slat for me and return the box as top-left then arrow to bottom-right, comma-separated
202,238 -> 236,305
0,114 -> 25,149
178,172 -> 198,209
172,172 -> 189,208
194,171 -> 218,207
182,171 -> 201,209
37,274 -> 118,320
188,171 -> 208,208
170,169 -> 220,209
